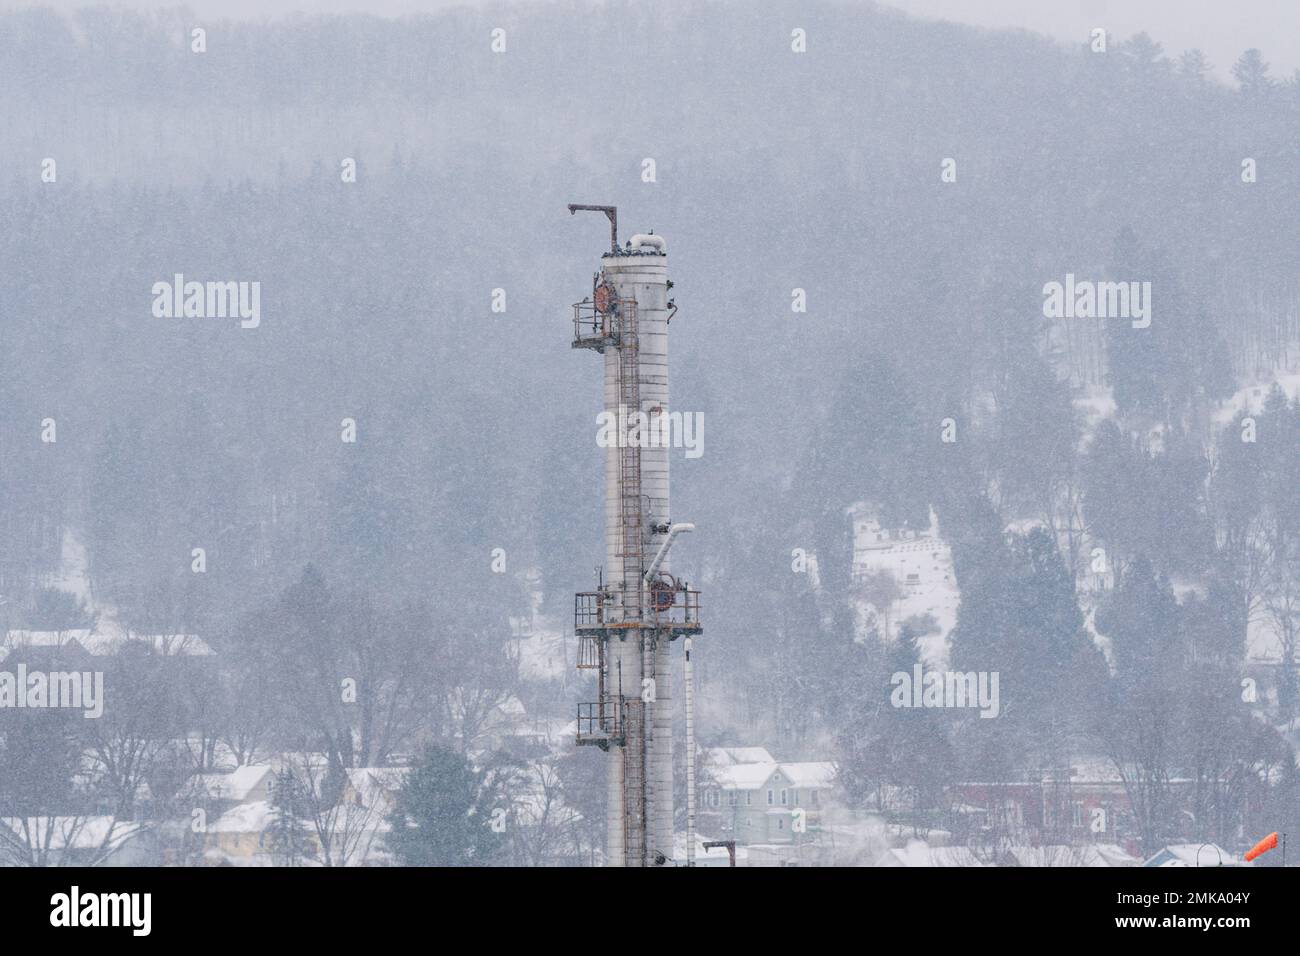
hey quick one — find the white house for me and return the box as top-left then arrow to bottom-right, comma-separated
0,816 -> 149,866
698,748 -> 837,846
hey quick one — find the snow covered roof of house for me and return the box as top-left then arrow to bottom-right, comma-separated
1044,757 -> 1127,785
875,840 -> 988,867
0,815 -> 144,851
780,761 -> 836,789
1143,843 -> 1244,867
705,746 -> 775,767
497,694 -> 528,718
701,748 -> 836,792
175,737 -> 259,773
209,800 -> 276,833
1004,844 -> 1140,867
3,628 -> 213,658
81,631 -> 215,657
196,765 -> 274,803
707,762 -> 780,791
1,630 -> 93,663
962,757 -> 1194,788
5,628 -> 92,646
1094,844 -> 1144,867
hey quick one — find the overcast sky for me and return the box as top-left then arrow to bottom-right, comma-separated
1,0 -> 1295,83
887,0 -> 1298,82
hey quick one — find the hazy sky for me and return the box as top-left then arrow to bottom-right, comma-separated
886,0 -> 1298,82
1,0 -> 1295,83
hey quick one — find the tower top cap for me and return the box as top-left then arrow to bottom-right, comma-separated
606,233 -> 666,257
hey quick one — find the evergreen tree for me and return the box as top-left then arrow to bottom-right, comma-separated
1232,49 -> 1273,96
1177,49 -> 1213,83
385,744 -> 503,866
268,769 -> 307,866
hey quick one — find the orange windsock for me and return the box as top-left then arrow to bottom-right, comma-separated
1244,831 -> 1279,862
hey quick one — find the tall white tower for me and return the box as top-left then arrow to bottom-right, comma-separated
569,204 -> 701,867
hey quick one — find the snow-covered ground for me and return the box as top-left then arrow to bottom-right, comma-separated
511,615 -> 573,683
2,530 -> 212,661
1211,371 -> 1300,428
850,504 -> 960,666
1073,384 -> 1117,448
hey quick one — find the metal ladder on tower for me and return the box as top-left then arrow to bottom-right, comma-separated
615,296 -> 648,866
616,298 -> 643,624
621,698 -> 647,866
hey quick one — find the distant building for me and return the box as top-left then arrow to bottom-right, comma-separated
874,840 -> 989,867
198,763 -> 402,866
1144,844 -> 1246,868
206,801 -> 279,864
950,758 -> 1205,857
3,628 -> 215,659
697,747 -> 836,847
195,765 -> 276,812
0,816 -> 150,866
341,767 -> 408,817
0,630 -> 96,669
999,844 -> 1140,867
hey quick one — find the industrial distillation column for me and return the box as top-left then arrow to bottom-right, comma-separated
569,205 -> 701,868
603,241 -> 671,866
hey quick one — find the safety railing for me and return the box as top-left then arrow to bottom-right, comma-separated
576,697 -> 626,746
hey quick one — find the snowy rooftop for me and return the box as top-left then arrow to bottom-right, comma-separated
701,751 -> 836,792
209,800 -> 276,833
195,765 -> 274,803
0,815 -> 144,850
1004,844 -> 1140,867
345,767 -> 409,809
780,761 -> 837,789
704,746 -> 776,767
707,762 -> 779,791
3,628 -> 214,658
875,840 -> 989,867
1144,843 -> 1245,867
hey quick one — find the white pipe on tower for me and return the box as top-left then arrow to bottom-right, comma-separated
684,636 -> 696,867
644,523 -> 695,586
